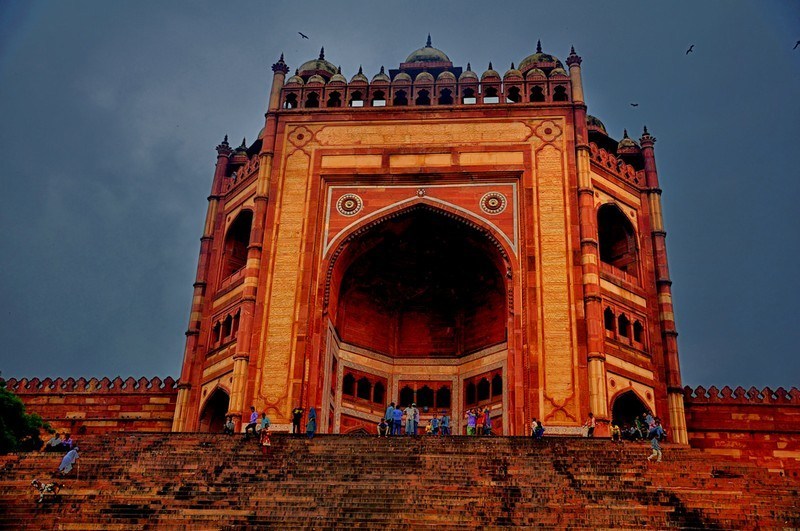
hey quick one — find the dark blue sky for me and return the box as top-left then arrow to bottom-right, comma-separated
1,1 -> 798,388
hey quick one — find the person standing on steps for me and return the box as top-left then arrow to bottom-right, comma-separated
244,406 -> 259,439
439,411 -> 450,436
403,403 -> 416,436
306,407 -> 317,439
413,404 -> 420,435
291,406 -> 304,436
466,409 -> 477,435
392,404 -> 403,436
583,412 -> 596,438
385,402 -> 395,436
646,418 -> 665,463
482,408 -> 492,436
259,417 -> 271,455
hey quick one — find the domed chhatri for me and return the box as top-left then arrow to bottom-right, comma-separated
481,62 -> 500,80
459,63 -> 478,81
504,62 -> 522,79
350,65 -> 369,84
371,66 -> 390,83
519,40 -> 564,74
329,66 -> 347,84
405,34 -> 451,64
298,47 -> 338,79
586,115 -> 608,135
617,129 -> 641,154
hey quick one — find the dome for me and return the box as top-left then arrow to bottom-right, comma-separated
525,68 -> 546,79
307,74 -> 326,85
405,35 -> 451,63
587,115 -> 607,135
481,62 -> 500,80
617,130 -> 640,152
459,63 -> 478,82
286,69 -> 304,85
298,47 -> 337,76
350,66 -> 368,84
329,66 -> 347,84
504,62 -> 522,79
415,71 -> 434,83
437,70 -> 456,82
393,72 -> 412,82
372,66 -> 390,83
518,40 -> 564,73
549,67 -> 568,77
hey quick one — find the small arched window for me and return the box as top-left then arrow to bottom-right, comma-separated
399,385 -> 414,407
484,86 -> 498,97
415,89 -> 431,106
221,315 -> 232,339
232,312 -> 240,337
491,374 -> 503,397
618,314 -> 630,339
462,87 -> 476,104
436,386 -> 451,408
604,307 -> 615,332
326,91 -> 341,107
373,382 -> 385,404
356,377 -> 371,400
371,90 -> 386,106
393,90 -> 408,106
506,86 -> 521,103
222,211 -> 252,278
211,322 -> 221,347
598,204 -> 638,277
417,385 -> 434,408
349,91 -> 363,107
466,382 -> 476,405
553,85 -> 568,102
529,86 -> 545,102
633,321 -> 644,343
342,373 -> 355,396
304,92 -> 320,108
477,378 -> 490,401
438,88 -> 453,105
284,93 -> 298,109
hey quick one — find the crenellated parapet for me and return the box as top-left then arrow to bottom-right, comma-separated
5,376 -> 178,394
589,142 -> 642,188
684,385 -> 800,404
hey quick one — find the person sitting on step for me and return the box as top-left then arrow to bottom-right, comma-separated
223,415 -> 235,435
533,420 -> 545,440
377,418 -> 389,437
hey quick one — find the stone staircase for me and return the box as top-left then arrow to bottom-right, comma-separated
1,433 -> 798,529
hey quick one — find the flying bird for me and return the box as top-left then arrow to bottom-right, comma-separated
794,40 -> 800,49
686,44 -> 694,55
298,32 -> 309,39
630,103 -> 639,107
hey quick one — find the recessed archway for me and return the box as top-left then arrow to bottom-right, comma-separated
328,206 -> 508,358
198,388 -> 229,433
611,389 -> 648,429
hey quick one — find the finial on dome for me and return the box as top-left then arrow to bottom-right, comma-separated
319,47 -> 325,60
643,125 -> 649,134
337,65 -> 342,74
279,53 -> 284,62
426,34 -> 432,47
223,134 -> 228,144
467,62 -> 472,71
216,134 -> 232,155
570,46 -> 576,55
488,61 -> 493,70
295,69 -> 299,75
623,129 -> 629,138
380,65 -> 385,74
240,138 -> 247,148
537,40 -> 542,53
510,62 -> 515,69
358,65 -> 363,74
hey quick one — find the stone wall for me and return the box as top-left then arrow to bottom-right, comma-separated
684,385 -> 800,477
5,376 -> 178,435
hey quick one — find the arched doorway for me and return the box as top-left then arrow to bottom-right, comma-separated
611,390 -> 648,430
323,205 -> 511,433
198,388 -> 229,433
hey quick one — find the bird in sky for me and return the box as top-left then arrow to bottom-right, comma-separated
794,40 -> 799,50
298,32 -> 309,39
686,44 -> 695,55
630,103 -> 639,107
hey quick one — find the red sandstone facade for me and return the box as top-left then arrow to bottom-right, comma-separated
169,39 -> 688,440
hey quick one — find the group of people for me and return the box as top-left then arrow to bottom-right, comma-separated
465,408 -> 493,436
41,432 -> 76,453
225,405 -> 318,453
378,403 -> 453,436
587,410 -> 666,462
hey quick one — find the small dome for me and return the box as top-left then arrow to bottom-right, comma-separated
481,62 -> 500,80
286,69 -> 304,85
415,71 -> 434,83
504,62 -> 522,79
617,130 -> 640,152
307,74 -> 326,85
518,40 -> 564,73
437,70 -> 456,82
525,68 -> 546,79
549,67 -> 568,77
587,115 -> 607,135
405,35 -> 451,63
350,66 -> 368,84
329,66 -> 346,84
372,66 -> 390,83
459,63 -> 478,82
393,72 -> 412,82
298,47 -> 337,76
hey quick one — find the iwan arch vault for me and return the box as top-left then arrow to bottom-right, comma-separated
171,38 -> 688,442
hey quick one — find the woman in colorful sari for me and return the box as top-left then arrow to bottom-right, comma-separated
306,407 -> 317,439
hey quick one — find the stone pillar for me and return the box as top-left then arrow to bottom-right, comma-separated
568,48 -> 609,432
172,137 -> 232,432
640,127 -> 688,445
227,55 -> 289,425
